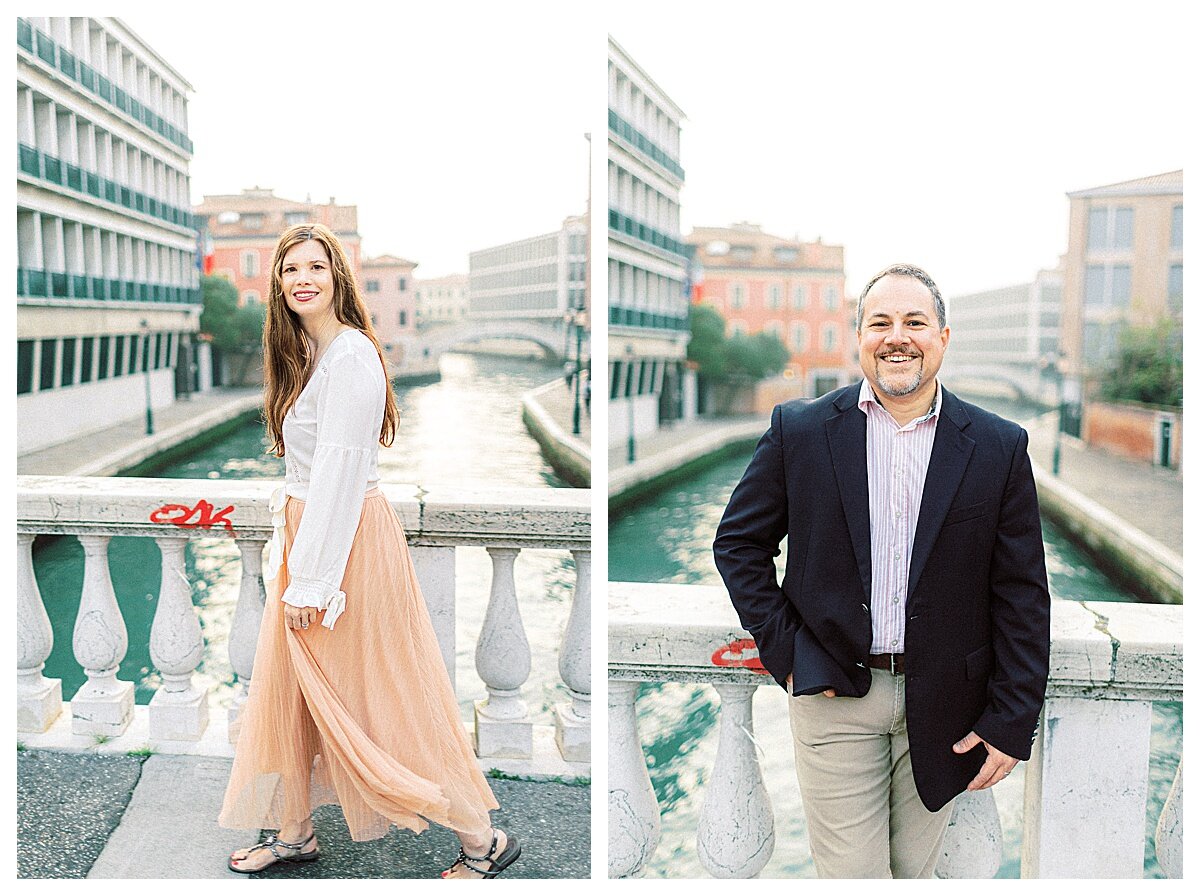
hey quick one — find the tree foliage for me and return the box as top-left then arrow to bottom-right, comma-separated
1100,322 -> 1182,406
200,275 -> 265,354
688,303 -> 790,383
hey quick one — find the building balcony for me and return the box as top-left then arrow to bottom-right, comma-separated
608,109 -> 685,181
609,209 -> 688,261
609,305 -> 690,332
609,582 -> 1182,879
17,18 -> 194,155
17,476 -> 591,773
17,266 -> 201,305
18,143 -> 196,231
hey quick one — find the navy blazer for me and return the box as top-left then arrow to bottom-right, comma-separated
713,383 -> 1050,811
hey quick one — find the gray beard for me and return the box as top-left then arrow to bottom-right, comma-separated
875,358 -> 923,396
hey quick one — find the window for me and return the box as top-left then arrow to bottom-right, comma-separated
791,322 -> 809,352
729,320 -> 747,337
764,320 -> 784,342
398,277 -> 407,291
774,246 -> 798,263
113,336 -> 125,378
824,285 -> 839,311
821,323 -> 839,353
154,333 -> 164,369
242,290 -> 260,305
792,283 -> 808,310
767,284 -> 782,310
140,334 -> 150,373
18,340 -> 34,394
40,339 -> 57,390
97,336 -> 110,380
366,280 -> 380,293
241,250 -> 259,278
1087,206 -> 1135,252
1169,264 -> 1183,312
80,337 -> 94,383
60,338 -> 77,387
284,211 -> 307,226
398,310 -> 407,326
731,245 -> 754,261
1085,264 -> 1132,308
1171,205 -> 1183,251
241,213 -> 265,230
730,283 -> 746,309
370,313 -> 378,325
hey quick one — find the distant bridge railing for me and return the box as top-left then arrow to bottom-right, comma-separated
608,582 -> 1182,879
17,475 -> 591,770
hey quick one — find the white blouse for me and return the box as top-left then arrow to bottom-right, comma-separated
263,328 -> 386,630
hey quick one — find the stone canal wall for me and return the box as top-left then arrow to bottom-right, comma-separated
521,379 -> 591,487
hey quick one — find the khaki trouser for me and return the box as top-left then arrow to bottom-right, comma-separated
788,668 -> 955,878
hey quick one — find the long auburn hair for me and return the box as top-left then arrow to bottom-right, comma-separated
262,222 -> 399,456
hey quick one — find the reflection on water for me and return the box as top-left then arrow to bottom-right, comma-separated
610,444 -> 1180,878
35,352 -> 577,726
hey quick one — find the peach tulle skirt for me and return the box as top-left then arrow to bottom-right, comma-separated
218,490 -> 499,840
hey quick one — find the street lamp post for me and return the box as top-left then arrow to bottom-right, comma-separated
141,319 -> 155,435
571,306 -> 587,436
626,344 -> 636,464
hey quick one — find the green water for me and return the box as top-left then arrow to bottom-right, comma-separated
609,447 -> 1181,879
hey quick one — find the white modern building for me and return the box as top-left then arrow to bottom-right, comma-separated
608,36 -> 693,449
414,273 -> 469,325
468,214 -> 587,323
17,16 -> 202,454
940,267 -> 1063,403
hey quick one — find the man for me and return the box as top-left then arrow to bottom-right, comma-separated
713,263 -> 1050,878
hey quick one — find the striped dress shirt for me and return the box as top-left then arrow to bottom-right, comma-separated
857,378 -> 942,655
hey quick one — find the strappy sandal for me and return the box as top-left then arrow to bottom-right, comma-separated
227,830 -> 320,874
442,829 -> 521,879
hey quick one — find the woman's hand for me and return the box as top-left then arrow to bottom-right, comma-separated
284,604 -> 319,631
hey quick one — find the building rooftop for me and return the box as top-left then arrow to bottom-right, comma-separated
196,188 -> 359,238
1067,170 -> 1183,199
363,255 -> 419,268
687,224 -> 844,271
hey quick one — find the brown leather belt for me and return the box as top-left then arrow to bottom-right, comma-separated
868,653 -> 905,675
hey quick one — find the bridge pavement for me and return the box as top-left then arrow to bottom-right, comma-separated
16,749 -> 589,879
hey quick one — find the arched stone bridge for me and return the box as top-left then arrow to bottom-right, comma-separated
387,318 -> 590,379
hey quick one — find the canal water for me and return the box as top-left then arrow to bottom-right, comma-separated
34,352 -> 579,730
609,396 -> 1181,879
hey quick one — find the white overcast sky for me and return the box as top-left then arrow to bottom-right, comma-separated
608,0 -> 1187,297
126,4 -> 599,278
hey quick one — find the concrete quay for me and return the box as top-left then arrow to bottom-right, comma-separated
18,386 -> 262,477
521,377 -> 591,487
17,748 -> 589,879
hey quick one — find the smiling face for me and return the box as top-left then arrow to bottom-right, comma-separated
857,273 -> 949,403
280,239 -> 337,327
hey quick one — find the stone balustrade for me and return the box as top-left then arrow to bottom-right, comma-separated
16,475 -> 590,772
609,582 -> 1182,879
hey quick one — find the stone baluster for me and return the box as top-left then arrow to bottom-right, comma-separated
555,548 -> 591,762
228,538 -> 267,735
696,682 -> 774,878
935,789 -> 1002,878
71,534 -> 134,736
17,533 -> 62,732
473,547 -> 532,758
1155,756 -> 1183,879
608,679 -> 660,878
1022,696 -> 1152,877
410,545 -> 457,689
147,536 -> 208,740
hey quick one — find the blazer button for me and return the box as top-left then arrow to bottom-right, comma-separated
856,662 -> 866,668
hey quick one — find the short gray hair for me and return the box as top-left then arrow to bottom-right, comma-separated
856,263 -> 946,331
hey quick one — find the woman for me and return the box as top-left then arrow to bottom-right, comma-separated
218,223 -> 520,879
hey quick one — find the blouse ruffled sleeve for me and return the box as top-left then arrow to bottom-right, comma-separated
279,344 -> 385,630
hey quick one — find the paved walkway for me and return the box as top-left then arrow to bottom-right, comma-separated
18,387 -> 262,477
1025,411 -> 1182,557
17,749 -> 589,879
533,375 -> 591,443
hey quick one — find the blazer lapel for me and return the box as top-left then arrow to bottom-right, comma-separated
907,389 -> 975,598
825,388 -> 872,603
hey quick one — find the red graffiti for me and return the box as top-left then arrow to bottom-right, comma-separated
711,638 -> 769,674
149,499 -> 237,535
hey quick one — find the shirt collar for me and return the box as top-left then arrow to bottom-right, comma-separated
857,378 -> 942,427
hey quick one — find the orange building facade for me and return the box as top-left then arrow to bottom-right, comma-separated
361,254 -> 417,366
195,188 -> 361,307
688,223 -> 852,397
